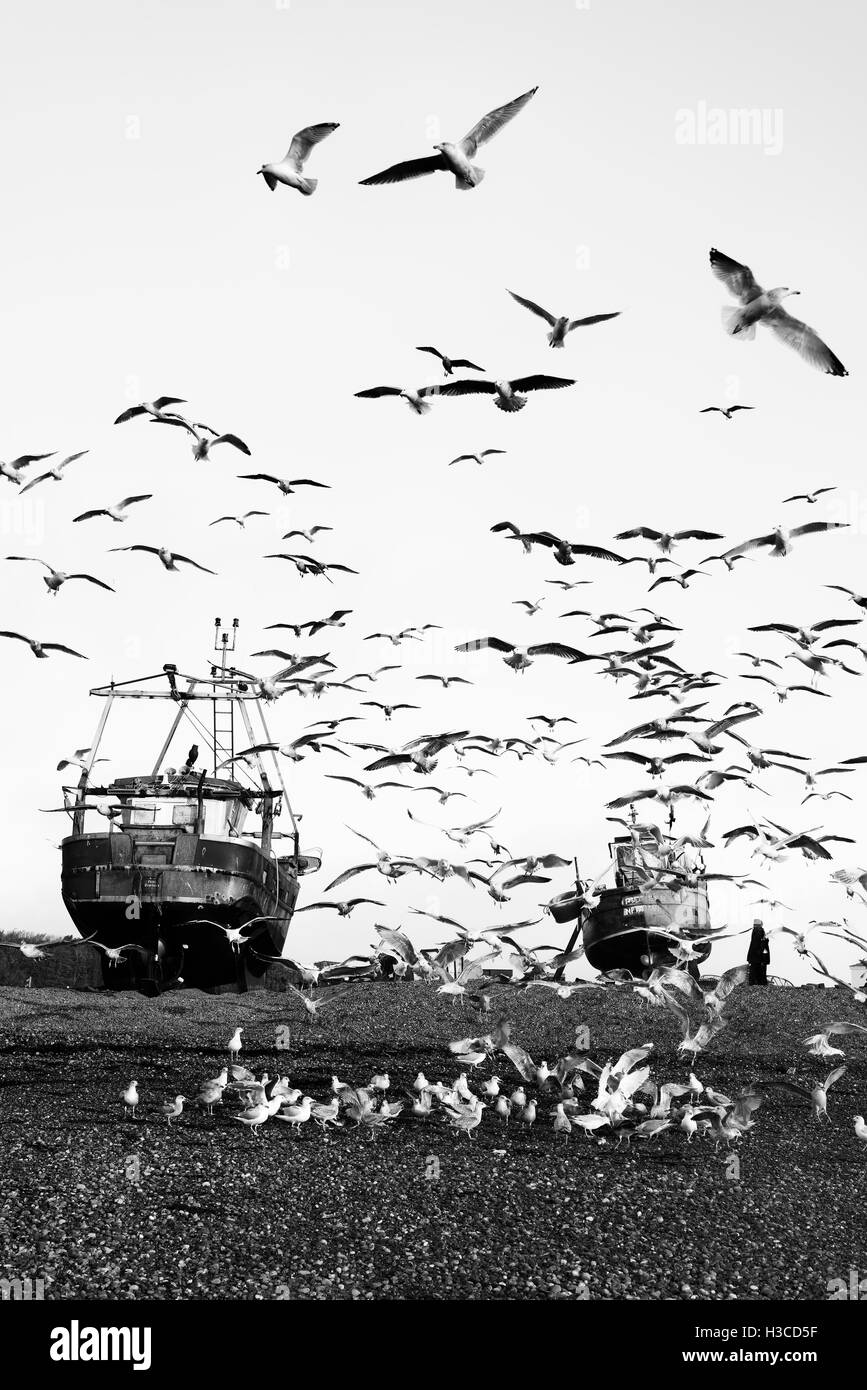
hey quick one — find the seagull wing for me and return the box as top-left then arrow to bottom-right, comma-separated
506,290 -> 557,326
173,553 -> 216,573
709,248 -> 763,303
527,642 -> 593,660
567,312 -> 621,330
508,375 -> 575,392
355,386 -> 403,399
456,637 -> 514,653
763,306 -> 847,376
286,122 -> 339,169
360,154 -> 448,186
42,644 -> 88,658
459,86 -> 538,155
790,522 -> 849,539
437,379 -> 498,396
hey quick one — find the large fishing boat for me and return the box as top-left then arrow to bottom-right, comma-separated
59,620 -> 319,993
549,819 -> 711,976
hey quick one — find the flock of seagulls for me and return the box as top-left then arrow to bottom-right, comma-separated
3,80 -> 864,1177
103,1011 -> 867,1153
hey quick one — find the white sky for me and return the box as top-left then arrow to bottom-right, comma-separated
1,0 -> 865,983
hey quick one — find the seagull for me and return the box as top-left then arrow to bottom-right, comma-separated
160,1095 -> 186,1127
826,586 -> 867,612
156,417 -> 251,459
416,346 -> 484,376
649,568 -> 709,591
227,1027 -> 243,1061
232,1101 -> 273,1139
436,374 -> 576,412
72,494 -> 152,524
360,86 -> 537,190
783,487 -> 837,505
491,521 -> 624,565
854,1116 -> 867,1145
114,396 -> 186,424
274,1095 -> 315,1136
5,557 -> 114,596
0,632 -> 86,659
109,545 -> 215,574
0,453 -> 55,486
699,405 -> 754,420
122,1081 -> 139,1118
449,449 -> 506,466
415,674 -> 473,689
709,247 -> 847,376
354,385 -> 439,415
257,121 -> 339,195
766,1066 -> 847,1121
209,511 -> 269,529
455,636 -> 592,672
281,526 -> 334,545
720,521 -> 849,562
18,451 -> 88,494
265,553 -> 357,581
802,1022 -> 867,1058
506,289 -> 620,347
240,474 -> 330,496
615,527 -> 723,554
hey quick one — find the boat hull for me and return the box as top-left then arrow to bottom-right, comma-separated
582,883 -> 712,975
61,831 -> 302,992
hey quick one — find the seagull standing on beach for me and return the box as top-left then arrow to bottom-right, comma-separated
227,1027 -> 243,1061
122,1081 -> 139,1119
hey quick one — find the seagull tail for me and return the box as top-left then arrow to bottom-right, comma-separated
721,306 -> 754,339
546,330 -> 565,347
297,176 -> 318,196
455,165 -> 485,190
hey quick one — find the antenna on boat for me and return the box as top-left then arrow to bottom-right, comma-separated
213,617 -> 239,677
211,618 -> 239,775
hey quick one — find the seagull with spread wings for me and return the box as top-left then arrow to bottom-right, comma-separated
5,556 -> 114,596
491,521 -> 624,565
354,385 -> 439,415
114,395 -> 186,425
449,448 -> 506,466
455,636 -> 593,673
110,545 -> 215,574
709,247 -> 847,376
18,450 -> 88,494
360,86 -> 537,190
416,346 -> 484,377
240,474 -> 330,496
506,289 -> 620,347
699,405 -> 754,420
435,374 -> 576,412
73,494 -> 152,524
720,520 -> 849,562
615,526 -> 723,554
257,121 -> 340,195
0,632 -> 87,659
153,417 -> 251,459
783,486 -> 837,504
1,452 -> 56,486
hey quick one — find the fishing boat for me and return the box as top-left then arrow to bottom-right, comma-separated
59,620 -> 319,993
549,820 -> 711,977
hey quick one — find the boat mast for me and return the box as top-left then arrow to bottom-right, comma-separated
211,617 -> 238,777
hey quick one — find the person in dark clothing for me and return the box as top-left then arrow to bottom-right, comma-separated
747,919 -> 770,985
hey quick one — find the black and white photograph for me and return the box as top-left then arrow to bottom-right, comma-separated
1,0 -> 865,1364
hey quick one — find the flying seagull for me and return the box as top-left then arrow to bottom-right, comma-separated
257,122 -> 340,195
18,451 -> 88,494
449,449 -> 506,466
360,86 -> 537,190
354,386 -> 438,415
0,632 -> 87,659
720,521 -> 849,562
699,406 -> 754,420
73,494 -> 152,524
153,417 -> 251,459
436,375 -> 576,412
614,527 -> 723,554
240,474 -> 330,496
109,545 -> 215,574
5,556 -> 114,595
416,347 -> 484,377
455,636 -> 592,673
506,290 -> 620,347
114,396 -> 186,425
709,247 -> 847,376
0,453 -> 55,486
209,511 -> 269,529
782,487 -> 836,505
